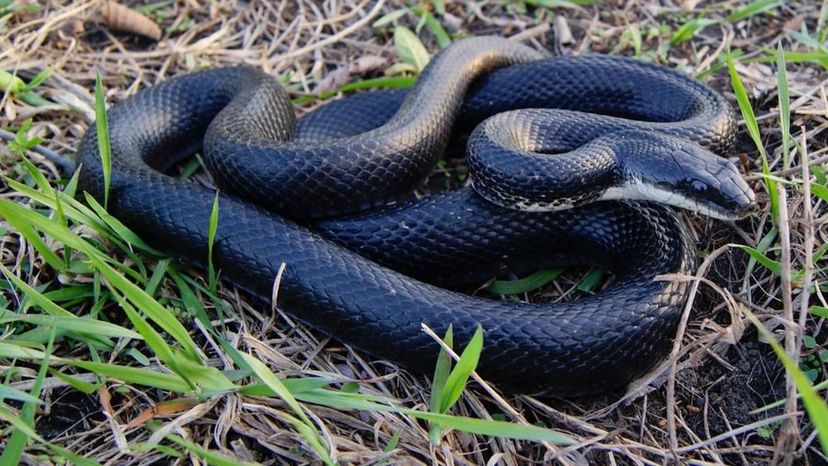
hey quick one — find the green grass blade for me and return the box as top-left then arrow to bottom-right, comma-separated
400,409 -> 576,444
0,385 -> 43,405
810,306 -> 828,318
429,325 -> 453,443
0,327 -> 55,465
577,268 -> 606,292
431,325 -> 453,413
239,352 -> 333,464
415,8 -> 451,48
776,44 -> 791,169
671,17 -> 717,45
71,360 -> 193,392
112,293 -> 239,394
94,73 -> 112,209
751,379 -> 828,414
0,314 -> 140,340
48,368 -> 99,394
293,76 -> 416,105
238,378 -> 332,397
0,403 -> 43,443
735,245 -> 804,282
727,51 -> 779,220
0,198 -> 64,272
372,8 -> 407,29
207,192 -> 219,294
727,0 -> 780,22
0,341 -> 48,360
488,268 -> 563,295
159,430 -> 261,466
811,183 -> 828,204
0,198 -> 203,361
145,258 -> 171,297
166,350 -> 237,395
19,155 -> 52,192
303,386 -> 574,443
83,192 -> 165,255
294,387 -> 575,444
115,294 -> 178,364
744,309 -> 828,454
439,325 -> 483,413
5,177 -> 110,235
1,263 -> 74,318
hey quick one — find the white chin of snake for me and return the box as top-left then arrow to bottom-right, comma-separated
599,181 -> 738,221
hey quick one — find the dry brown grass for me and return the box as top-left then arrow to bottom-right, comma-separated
1,0 -> 826,464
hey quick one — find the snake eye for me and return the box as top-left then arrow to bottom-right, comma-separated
690,179 -> 708,194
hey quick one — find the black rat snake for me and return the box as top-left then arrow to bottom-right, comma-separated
76,37 -> 755,396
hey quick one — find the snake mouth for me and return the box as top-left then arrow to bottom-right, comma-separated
693,201 -> 757,221
600,180 -> 757,220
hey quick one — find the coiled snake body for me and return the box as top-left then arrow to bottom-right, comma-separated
77,37 -> 755,396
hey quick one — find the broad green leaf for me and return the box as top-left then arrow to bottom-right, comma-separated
671,18 -> 717,44
811,306 -> 828,318
394,27 -> 430,72
812,184 -> 828,203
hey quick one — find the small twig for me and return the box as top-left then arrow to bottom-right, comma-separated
675,412 -> 800,454
797,128 -> 814,346
273,0 -> 386,66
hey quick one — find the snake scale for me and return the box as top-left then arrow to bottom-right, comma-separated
76,37 -> 755,396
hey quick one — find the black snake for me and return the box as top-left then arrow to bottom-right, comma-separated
76,37 -> 755,396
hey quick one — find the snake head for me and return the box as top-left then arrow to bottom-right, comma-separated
604,131 -> 757,220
